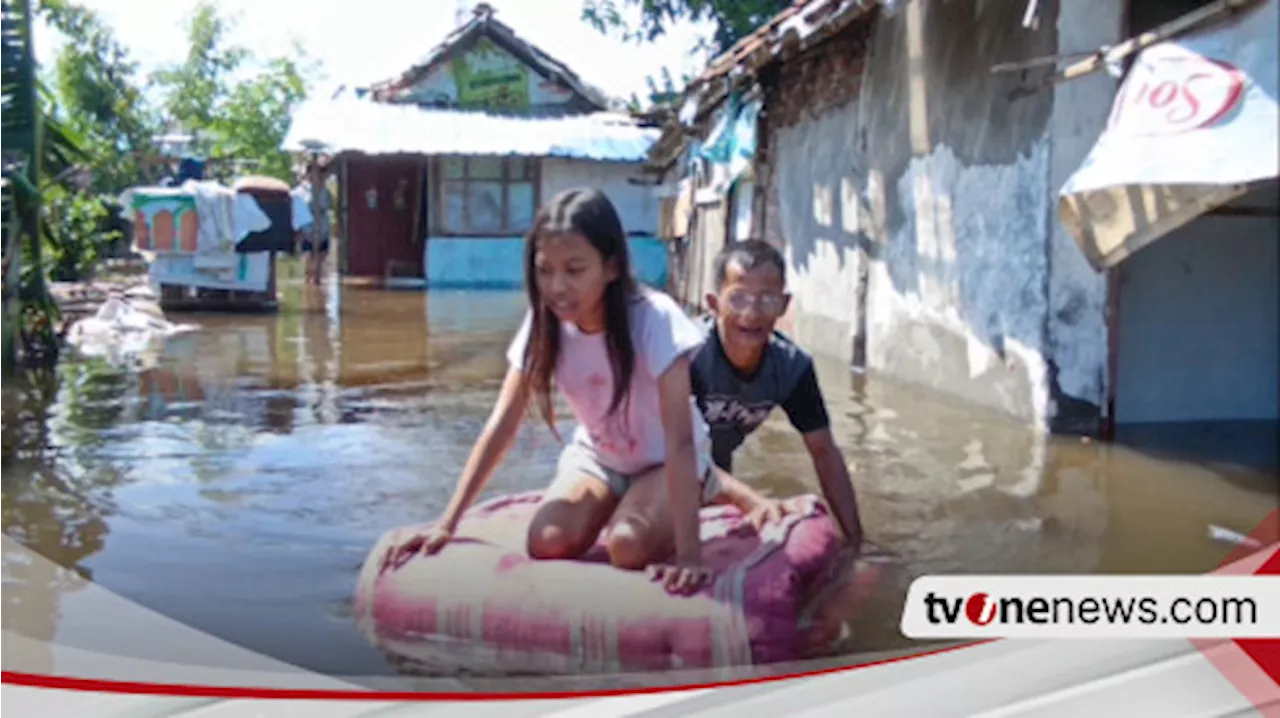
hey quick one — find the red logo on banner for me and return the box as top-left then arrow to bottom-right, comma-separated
1106,45 -> 1247,135
965,592 -> 997,626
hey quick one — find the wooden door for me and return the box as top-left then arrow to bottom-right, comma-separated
345,157 -> 425,278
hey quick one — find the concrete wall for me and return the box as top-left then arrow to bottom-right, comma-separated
540,158 -> 660,236
685,0 -> 1272,433
1044,0 -> 1125,431
862,0 -> 1072,427
759,19 -> 872,363
424,158 -> 666,288
1114,213 -> 1280,423
754,0 -> 1124,430
766,101 -> 870,363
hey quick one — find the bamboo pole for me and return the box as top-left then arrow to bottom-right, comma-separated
993,0 -> 1263,83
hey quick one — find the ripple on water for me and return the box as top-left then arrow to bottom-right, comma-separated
2,286 -> 1276,678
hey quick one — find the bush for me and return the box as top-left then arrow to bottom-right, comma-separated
42,186 -> 121,282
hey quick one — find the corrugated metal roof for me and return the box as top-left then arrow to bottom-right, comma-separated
281,98 -> 660,163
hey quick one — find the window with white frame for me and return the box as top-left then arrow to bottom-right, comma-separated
440,156 -> 538,235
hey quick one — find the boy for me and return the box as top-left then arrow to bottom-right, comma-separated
690,239 -> 864,552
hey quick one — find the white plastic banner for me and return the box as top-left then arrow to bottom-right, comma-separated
1058,0 -> 1279,270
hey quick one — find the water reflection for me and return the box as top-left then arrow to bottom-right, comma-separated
1,275 -> 1276,677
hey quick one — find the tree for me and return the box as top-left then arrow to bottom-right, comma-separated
581,0 -> 790,55
3,0 -> 89,369
150,1 -> 247,155
151,2 -> 317,182
38,0 -> 162,193
207,52 -> 309,181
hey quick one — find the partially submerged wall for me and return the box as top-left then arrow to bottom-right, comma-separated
757,0 -> 1122,431
1044,0 -> 1124,431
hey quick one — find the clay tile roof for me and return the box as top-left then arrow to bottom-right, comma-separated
691,0 -> 879,89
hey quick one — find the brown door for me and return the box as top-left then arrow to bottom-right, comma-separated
345,157 -> 424,278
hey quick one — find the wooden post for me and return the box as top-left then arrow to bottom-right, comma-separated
1100,266 -> 1123,441
339,156 -> 351,278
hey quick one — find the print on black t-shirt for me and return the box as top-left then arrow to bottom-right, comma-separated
689,317 -> 830,472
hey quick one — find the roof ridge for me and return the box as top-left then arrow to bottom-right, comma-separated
366,7 -> 612,110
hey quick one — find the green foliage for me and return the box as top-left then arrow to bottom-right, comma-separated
42,0 -> 316,188
150,1 -> 249,150
41,183 -> 116,282
207,53 -> 310,181
150,3 -> 317,182
38,0 -> 161,192
5,0 -> 319,369
584,0 -> 766,113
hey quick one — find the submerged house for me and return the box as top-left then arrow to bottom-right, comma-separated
282,4 -> 668,288
648,0 -> 1278,442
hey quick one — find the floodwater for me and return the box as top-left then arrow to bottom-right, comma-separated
2,269 -> 1277,679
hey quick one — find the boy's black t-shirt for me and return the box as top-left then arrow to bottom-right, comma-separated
689,316 -> 831,472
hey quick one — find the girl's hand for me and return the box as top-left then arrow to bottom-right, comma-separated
647,561 -> 715,595
389,525 -> 454,569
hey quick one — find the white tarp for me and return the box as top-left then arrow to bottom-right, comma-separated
1057,0 -> 1279,271
65,294 -> 199,366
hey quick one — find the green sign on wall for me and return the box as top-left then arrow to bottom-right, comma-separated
451,37 -> 530,111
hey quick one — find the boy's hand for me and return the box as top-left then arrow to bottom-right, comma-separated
745,497 -> 789,532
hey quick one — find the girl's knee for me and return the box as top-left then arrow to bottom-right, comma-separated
605,519 -> 662,570
527,520 -> 588,559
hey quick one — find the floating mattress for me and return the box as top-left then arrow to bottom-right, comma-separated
354,491 -> 869,675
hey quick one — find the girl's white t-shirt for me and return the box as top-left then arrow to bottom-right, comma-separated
506,289 -> 711,476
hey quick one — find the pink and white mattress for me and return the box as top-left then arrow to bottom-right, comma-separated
354,491 -> 867,675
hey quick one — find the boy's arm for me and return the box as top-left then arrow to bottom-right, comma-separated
780,362 -> 864,551
801,428 -> 864,552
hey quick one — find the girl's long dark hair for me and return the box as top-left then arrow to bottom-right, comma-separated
521,188 -> 638,440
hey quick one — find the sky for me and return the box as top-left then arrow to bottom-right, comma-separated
34,0 -> 717,104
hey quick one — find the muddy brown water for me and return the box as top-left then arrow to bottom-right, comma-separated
3,275 -> 1277,679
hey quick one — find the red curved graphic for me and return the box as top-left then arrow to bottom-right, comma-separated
0,641 -> 990,701
1193,508 -> 1280,712
1195,58 -> 1248,130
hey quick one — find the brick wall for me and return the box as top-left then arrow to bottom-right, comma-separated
758,20 -> 873,247
767,21 -> 874,131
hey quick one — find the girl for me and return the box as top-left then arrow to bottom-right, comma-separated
396,188 -> 766,595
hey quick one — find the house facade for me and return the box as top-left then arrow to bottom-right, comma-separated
649,0 -> 1278,439
283,4 -> 669,289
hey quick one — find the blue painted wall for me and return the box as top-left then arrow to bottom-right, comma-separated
425,236 -> 669,289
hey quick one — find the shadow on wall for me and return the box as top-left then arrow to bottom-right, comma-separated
862,0 -> 1058,349
770,0 -> 1066,423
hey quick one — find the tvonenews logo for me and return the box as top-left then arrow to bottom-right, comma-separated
899,576 -> 1280,639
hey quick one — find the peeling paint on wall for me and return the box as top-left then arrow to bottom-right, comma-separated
1044,0 -> 1123,427
711,0 -> 1135,431
866,139 -> 1053,425
769,98 -> 870,361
